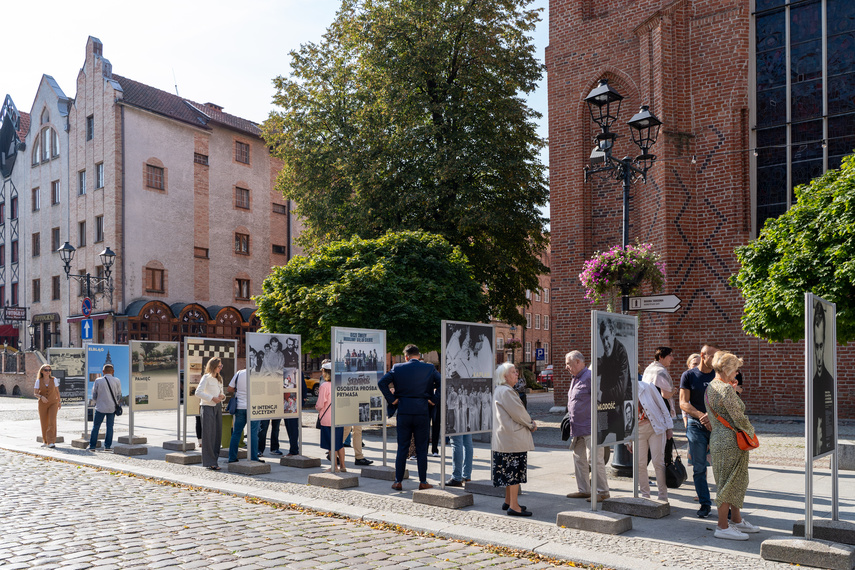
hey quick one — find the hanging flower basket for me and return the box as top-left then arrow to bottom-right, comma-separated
579,242 -> 666,311
504,338 -> 522,350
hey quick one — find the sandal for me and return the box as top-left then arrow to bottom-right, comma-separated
207,466 -> 221,471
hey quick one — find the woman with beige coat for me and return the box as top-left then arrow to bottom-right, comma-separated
492,362 -> 537,517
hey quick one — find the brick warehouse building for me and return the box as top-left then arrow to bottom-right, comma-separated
547,0 -> 855,417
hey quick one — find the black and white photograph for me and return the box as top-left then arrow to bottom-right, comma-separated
48,348 -> 86,405
442,320 -> 495,436
332,328 -> 387,426
370,396 -> 382,408
444,322 -> 494,380
592,311 -> 637,446
358,402 -> 370,423
370,409 -> 383,422
809,295 -> 836,459
246,333 -> 301,420
444,378 -> 493,435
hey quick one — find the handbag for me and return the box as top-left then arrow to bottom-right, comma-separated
316,403 -> 330,429
665,451 -> 687,488
560,412 -> 572,441
104,377 -> 123,416
226,395 -> 238,415
705,392 -> 759,450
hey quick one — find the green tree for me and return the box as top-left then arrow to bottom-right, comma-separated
254,231 -> 488,355
261,0 -> 549,325
731,153 -> 855,343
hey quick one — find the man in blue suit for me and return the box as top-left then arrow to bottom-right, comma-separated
378,344 -> 441,490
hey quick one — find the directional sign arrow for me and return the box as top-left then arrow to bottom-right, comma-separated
83,321 -> 91,335
628,294 -> 682,312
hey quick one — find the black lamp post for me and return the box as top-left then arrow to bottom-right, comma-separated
584,79 -> 662,312
58,242 -> 116,308
27,323 -> 35,351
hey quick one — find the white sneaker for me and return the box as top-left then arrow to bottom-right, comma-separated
730,519 -> 760,533
714,525 -> 749,541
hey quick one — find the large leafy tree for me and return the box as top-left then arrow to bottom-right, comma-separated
254,231 -> 488,355
731,154 -> 855,343
261,0 -> 549,325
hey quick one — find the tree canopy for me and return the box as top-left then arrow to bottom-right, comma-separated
254,231 -> 488,355
731,153 -> 855,343
261,0 -> 549,325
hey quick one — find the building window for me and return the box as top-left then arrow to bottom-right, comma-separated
86,115 -> 94,141
525,341 -> 531,361
96,163 -> 104,189
544,342 -> 549,360
95,216 -> 104,243
78,170 -> 86,195
11,283 -> 18,306
95,266 -> 106,294
194,153 -> 209,165
235,141 -> 250,164
51,180 -> 60,205
40,127 -> 50,161
544,288 -> 549,303
543,315 -> 549,331
235,187 -> 250,209
51,129 -> 59,158
0,202 -> 4,222
194,247 -> 209,259
10,240 -> 18,264
526,312 -> 531,329
52,276 -> 60,300
78,221 -> 86,247
145,164 -> 165,190
32,279 -> 41,303
235,278 -> 250,300
535,314 -> 541,330
77,269 -> 86,296
10,196 -> 17,219
51,227 -> 61,252
145,267 -> 165,293
272,203 -> 288,215
525,289 -> 531,300
497,337 -> 505,350
535,291 -> 541,302
31,188 -> 39,211
0,245 -> 4,265
235,233 -> 250,255
32,233 -> 40,257
32,138 -> 40,166
272,244 -> 287,255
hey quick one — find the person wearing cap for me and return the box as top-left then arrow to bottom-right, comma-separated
316,359 -> 346,471
378,344 -> 441,490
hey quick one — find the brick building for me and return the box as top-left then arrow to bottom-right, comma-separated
547,1 -> 855,417
1,37 -> 301,359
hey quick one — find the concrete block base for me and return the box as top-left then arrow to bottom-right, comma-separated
413,488 -> 474,509
840,443 -> 854,471
220,448 -> 246,459
118,435 -> 147,445
72,438 -> 98,449
761,537 -> 855,570
165,452 -> 202,465
308,472 -> 359,489
112,444 -> 148,456
37,436 -> 65,444
794,519 -> 855,546
163,440 -> 195,451
280,455 -> 322,468
360,465 -> 405,481
601,496 -> 670,519
82,431 -> 105,440
228,461 -> 272,475
464,480 -> 504,497
556,510 -> 632,535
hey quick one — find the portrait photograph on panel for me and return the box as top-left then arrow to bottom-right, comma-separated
593,312 -> 637,446
810,297 -> 836,458
246,333 -> 301,421
442,321 -> 494,436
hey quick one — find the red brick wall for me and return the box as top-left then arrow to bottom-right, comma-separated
548,0 -> 854,418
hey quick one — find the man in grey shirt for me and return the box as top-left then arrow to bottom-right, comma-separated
88,364 -> 122,451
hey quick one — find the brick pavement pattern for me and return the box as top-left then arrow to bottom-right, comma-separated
0,451 -> 565,570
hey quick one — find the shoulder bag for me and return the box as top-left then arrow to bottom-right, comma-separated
705,392 -> 759,450
226,395 -> 238,415
316,404 -> 330,429
104,377 -> 123,416
560,412 -> 572,441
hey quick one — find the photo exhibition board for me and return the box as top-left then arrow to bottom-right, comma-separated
590,311 -> 638,448
85,344 -> 131,413
246,332 -> 301,421
47,348 -> 85,405
183,338 -> 237,417
806,293 -> 837,461
129,340 -> 180,412
331,327 -> 386,426
441,320 -> 495,437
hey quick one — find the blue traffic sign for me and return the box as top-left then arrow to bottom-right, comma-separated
81,319 -> 93,340
82,297 -> 92,317
535,348 -> 545,361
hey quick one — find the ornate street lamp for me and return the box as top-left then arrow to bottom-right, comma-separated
27,322 -> 35,351
584,79 -> 662,312
58,242 -> 116,308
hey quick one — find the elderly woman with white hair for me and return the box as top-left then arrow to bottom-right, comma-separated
492,362 -> 537,516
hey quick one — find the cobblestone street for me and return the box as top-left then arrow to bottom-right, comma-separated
0,451 -> 569,570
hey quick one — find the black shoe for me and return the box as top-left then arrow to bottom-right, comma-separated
446,479 -> 464,487
697,504 -> 712,518
228,460 -> 238,463
506,508 -> 532,517
271,450 -> 283,456
501,502 -> 526,511
354,458 -> 373,466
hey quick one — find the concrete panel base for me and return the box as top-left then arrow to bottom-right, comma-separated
220,448 -> 246,459
360,465 -> 405,481
163,440 -> 195,451
464,480 -> 504,497
308,472 -> 359,489
165,452 -> 202,465
280,455 -> 322,468
112,444 -> 148,456
72,438 -> 98,449
37,436 -> 65,443
82,431 -> 105,440
556,510 -> 632,535
794,519 -> 855,546
413,488 -> 474,509
228,461 -> 272,475
840,443 -> 855,471
118,435 -> 147,445
601,496 -> 670,519
761,537 -> 855,570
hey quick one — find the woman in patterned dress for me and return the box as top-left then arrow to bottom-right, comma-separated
706,351 -> 760,540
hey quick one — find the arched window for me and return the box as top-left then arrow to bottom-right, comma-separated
12,385 -> 21,396
40,108 -> 49,125
138,301 -> 173,341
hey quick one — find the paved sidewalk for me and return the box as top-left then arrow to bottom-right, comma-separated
2,394 -> 853,570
